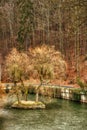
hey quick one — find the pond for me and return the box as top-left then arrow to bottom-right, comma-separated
0,98 -> 87,130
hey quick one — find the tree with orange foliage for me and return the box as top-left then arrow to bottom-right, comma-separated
5,48 -> 30,103
29,45 -> 67,102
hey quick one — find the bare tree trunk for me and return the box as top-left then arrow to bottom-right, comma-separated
35,81 -> 42,102
32,26 -> 35,47
0,64 -> 1,84
74,6 -> 80,77
46,8 -> 50,44
6,2 -> 14,46
58,0 -> 63,53
36,90 -> 39,102
0,54 -> 2,84
20,78 -> 28,101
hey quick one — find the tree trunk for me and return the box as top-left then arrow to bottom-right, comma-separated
14,81 -> 20,104
35,81 -> 42,102
74,6 -> 80,77
36,90 -> 39,102
46,8 -> 50,44
24,90 -> 28,101
0,64 -> 1,84
58,0 -> 63,53
20,78 -> 28,101
16,93 -> 20,104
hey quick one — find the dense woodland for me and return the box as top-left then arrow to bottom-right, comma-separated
0,0 -> 87,84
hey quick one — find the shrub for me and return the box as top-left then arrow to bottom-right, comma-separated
77,78 -> 87,91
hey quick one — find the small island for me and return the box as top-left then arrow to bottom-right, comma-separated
12,100 -> 45,109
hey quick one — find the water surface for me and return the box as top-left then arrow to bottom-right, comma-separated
0,99 -> 87,130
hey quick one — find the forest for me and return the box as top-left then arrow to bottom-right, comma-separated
0,0 -> 87,84
0,1 -> 87,129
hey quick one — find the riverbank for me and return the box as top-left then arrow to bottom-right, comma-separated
0,82 -> 87,105
27,85 -> 87,103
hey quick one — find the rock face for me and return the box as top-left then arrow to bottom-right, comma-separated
12,100 -> 45,109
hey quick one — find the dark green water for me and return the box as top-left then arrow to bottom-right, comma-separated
0,99 -> 87,130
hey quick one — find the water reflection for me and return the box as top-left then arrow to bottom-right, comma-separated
0,99 -> 87,130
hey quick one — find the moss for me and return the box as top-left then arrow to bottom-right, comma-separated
69,88 -> 81,101
71,88 -> 81,94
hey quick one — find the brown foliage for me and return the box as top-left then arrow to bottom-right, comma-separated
28,45 -> 67,81
5,48 -> 30,82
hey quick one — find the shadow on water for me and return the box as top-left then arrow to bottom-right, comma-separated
0,109 -> 14,130
0,117 -> 4,130
0,111 -> 9,130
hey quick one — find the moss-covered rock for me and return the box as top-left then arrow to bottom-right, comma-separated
12,100 -> 45,109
